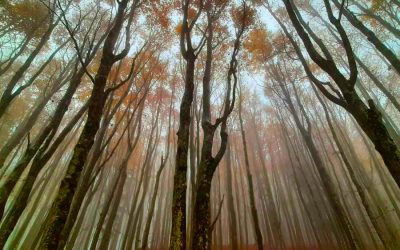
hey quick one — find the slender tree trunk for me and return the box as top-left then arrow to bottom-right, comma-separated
0,59 -> 73,168
141,91 -> 172,250
0,8 -> 64,118
279,0 -> 400,191
140,158 -> 167,250
238,96 -> 263,250
224,142 -> 239,250
38,1 -> 131,247
275,79 -> 359,249
65,169 -> 104,249
0,107 -> 87,247
314,86 -> 398,247
330,0 -> 400,75
250,116 -> 282,248
89,163 -> 125,250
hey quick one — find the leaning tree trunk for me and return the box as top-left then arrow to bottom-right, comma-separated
38,1 -> 131,247
0,104 -> 87,247
0,4 -> 66,118
0,63 -> 87,221
224,142 -> 239,250
238,96 -> 263,249
272,75 -> 359,249
277,0 -> 400,191
141,88 -> 173,250
252,118 -> 283,248
314,85 -> 399,247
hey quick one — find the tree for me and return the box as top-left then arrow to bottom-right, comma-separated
267,0 -> 400,189
38,0 -> 138,248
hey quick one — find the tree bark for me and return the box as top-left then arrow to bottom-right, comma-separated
238,95 -> 263,250
38,0 -> 131,247
223,142 -> 239,250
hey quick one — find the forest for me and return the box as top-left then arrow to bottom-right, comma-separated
0,0 -> 400,249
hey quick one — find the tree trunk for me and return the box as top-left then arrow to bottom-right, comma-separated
170,56 -> 195,249
223,142 -> 239,250
238,96 -> 263,250
37,0 -> 130,247
0,106 -> 86,247
191,155 -> 216,249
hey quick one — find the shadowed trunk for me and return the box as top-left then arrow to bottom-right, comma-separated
238,93 -> 263,249
38,0 -> 132,247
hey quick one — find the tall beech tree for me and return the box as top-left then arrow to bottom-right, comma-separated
38,0 -> 139,248
181,2 -> 253,248
238,89 -> 263,249
266,60 -> 358,248
266,0 -> 400,188
170,0 -> 210,247
1,0 -> 400,249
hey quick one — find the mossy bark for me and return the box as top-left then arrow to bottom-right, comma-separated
37,0 -> 130,247
170,58 -> 195,250
190,125 -> 224,250
191,159 -> 215,250
347,97 -> 400,184
38,101 -> 106,249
